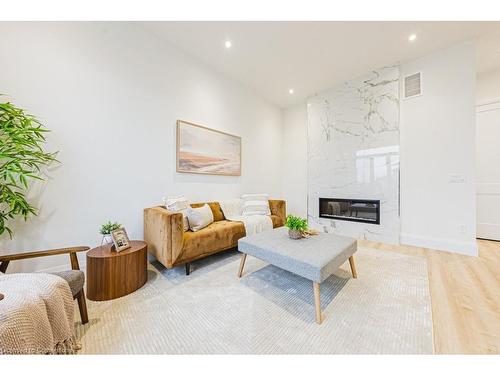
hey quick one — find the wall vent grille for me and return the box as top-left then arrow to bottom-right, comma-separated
404,72 -> 422,99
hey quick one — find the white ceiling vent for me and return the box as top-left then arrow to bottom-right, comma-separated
403,72 -> 422,99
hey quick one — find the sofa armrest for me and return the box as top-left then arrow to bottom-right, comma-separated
269,199 -> 286,223
144,206 -> 184,268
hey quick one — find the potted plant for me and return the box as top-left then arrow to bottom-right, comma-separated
285,215 -> 308,240
99,221 -> 121,245
0,97 -> 58,238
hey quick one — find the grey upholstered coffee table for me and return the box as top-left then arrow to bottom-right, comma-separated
237,227 -> 357,324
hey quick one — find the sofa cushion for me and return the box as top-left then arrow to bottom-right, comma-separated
181,220 -> 245,262
190,202 -> 225,222
163,195 -> 190,231
51,270 -> 84,297
241,193 -> 271,215
163,195 -> 189,211
186,204 -> 214,232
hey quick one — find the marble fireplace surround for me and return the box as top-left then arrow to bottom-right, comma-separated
307,66 -> 400,244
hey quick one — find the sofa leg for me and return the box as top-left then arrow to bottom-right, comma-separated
185,263 -> 190,276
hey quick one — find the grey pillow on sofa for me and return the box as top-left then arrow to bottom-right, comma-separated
186,204 -> 214,232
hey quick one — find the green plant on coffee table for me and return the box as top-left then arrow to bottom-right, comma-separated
285,215 -> 308,232
0,97 -> 58,238
99,221 -> 121,235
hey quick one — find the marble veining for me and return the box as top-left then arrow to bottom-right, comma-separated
307,66 -> 400,243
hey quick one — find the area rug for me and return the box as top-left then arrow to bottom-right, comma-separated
75,247 -> 433,354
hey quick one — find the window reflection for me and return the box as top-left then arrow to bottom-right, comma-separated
355,145 -> 399,183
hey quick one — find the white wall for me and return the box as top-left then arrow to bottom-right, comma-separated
399,41 -> 477,255
0,22 -> 283,272
477,69 -> 500,105
282,41 -> 478,255
281,103 -> 308,217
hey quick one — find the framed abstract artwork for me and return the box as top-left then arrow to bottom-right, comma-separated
176,120 -> 241,176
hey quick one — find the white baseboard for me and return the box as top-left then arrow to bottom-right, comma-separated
477,222 -> 500,241
400,233 -> 478,256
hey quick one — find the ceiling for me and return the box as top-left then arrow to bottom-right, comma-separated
140,22 -> 500,108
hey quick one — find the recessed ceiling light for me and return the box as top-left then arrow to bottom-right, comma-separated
408,34 -> 417,42
224,40 -> 232,49
289,88 -> 294,94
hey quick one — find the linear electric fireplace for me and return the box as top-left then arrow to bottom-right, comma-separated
319,198 -> 380,225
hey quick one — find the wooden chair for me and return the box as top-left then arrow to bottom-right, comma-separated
0,246 -> 90,324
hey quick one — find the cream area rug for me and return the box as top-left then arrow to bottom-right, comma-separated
75,247 -> 433,354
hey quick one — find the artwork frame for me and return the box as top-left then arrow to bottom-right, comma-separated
110,227 -> 131,252
176,120 -> 241,176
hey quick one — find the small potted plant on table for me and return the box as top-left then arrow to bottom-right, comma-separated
285,215 -> 308,240
99,221 -> 121,245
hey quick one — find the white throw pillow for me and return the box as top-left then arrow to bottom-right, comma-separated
163,196 -> 189,231
241,193 -> 271,216
186,204 -> 214,232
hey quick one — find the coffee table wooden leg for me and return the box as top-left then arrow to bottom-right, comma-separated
348,255 -> 357,278
238,253 -> 247,278
313,282 -> 322,324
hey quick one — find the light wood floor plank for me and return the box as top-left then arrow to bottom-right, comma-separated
359,238 -> 500,354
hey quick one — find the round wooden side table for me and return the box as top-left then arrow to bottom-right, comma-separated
86,240 -> 148,301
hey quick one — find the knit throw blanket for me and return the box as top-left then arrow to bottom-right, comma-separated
219,199 -> 273,236
0,272 -> 78,354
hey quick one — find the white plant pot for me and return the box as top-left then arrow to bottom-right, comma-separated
102,234 -> 113,245
288,229 -> 303,240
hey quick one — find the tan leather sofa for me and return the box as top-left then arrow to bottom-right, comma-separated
144,200 -> 286,274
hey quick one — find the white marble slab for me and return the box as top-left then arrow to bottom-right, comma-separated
307,66 -> 400,243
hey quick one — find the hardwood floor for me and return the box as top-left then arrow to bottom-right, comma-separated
359,238 -> 500,354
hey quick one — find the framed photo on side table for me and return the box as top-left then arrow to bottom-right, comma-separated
111,227 -> 131,252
